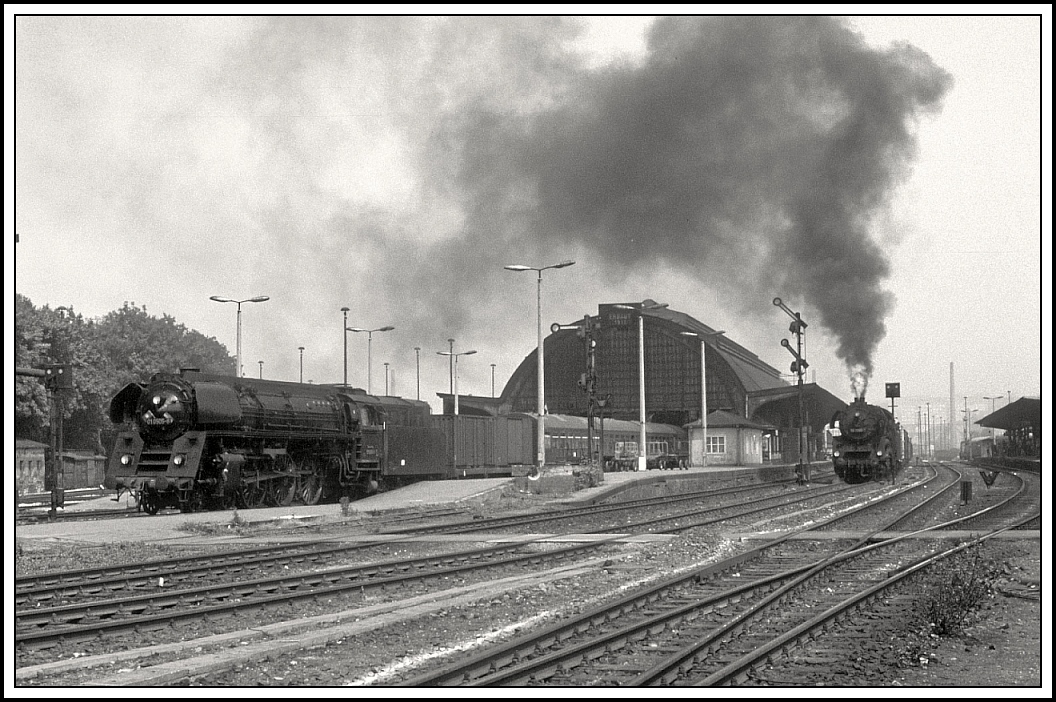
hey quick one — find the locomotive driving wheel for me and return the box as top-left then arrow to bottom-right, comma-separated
299,462 -> 324,506
267,478 -> 296,507
242,480 -> 267,508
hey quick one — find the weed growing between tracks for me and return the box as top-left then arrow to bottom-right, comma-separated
896,543 -> 1002,667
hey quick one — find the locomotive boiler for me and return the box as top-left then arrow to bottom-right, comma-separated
107,369 -> 434,514
829,398 -> 907,483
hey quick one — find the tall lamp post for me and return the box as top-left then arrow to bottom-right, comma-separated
414,347 -> 421,400
258,360 -> 263,379
983,396 -> 1001,440
504,260 -> 576,477
298,346 -> 305,383
447,338 -> 455,393
346,325 -> 395,394
341,307 -> 350,386
384,362 -> 390,396
210,295 -> 270,378
925,402 -> 931,461
615,301 -> 668,471
681,330 -> 726,467
491,363 -> 497,398
436,348 -> 476,415
437,348 -> 476,475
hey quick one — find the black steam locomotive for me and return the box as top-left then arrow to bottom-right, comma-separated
829,398 -> 911,484
107,369 -> 447,514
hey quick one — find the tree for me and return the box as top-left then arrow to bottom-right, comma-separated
14,296 -> 234,451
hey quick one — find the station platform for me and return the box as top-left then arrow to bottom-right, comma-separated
13,461 -> 815,548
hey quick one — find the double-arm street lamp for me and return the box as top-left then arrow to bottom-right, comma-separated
347,325 -> 395,395
436,349 -> 477,415
983,395 -> 1001,440
615,301 -> 668,471
210,295 -> 270,378
504,260 -> 576,477
414,347 -> 421,400
437,347 -> 476,474
681,330 -> 726,467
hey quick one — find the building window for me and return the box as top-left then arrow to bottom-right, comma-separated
706,436 -> 726,454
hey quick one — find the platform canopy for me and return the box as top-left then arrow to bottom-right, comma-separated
976,397 -> 1041,431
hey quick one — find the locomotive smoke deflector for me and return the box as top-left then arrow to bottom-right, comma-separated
109,382 -> 145,423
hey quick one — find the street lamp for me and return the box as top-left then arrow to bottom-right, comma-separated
437,347 -> 476,475
984,396 -> 1001,440
491,363 -> 497,398
384,362 -> 390,396
346,325 -> 395,394
298,346 -> 305,383
436,349 -> 477,415
925,402 -> 932,461
616,300 -> 669,471
504,260 -> 576,477
210,295 -> 270,378
681,330 -> 726,467
414,347 -> 421,400
340,307 -> 350,386
447,338 -> 455,394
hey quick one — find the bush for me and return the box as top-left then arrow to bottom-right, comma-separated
897,544 -> 1002,667
919,546 -> 1001,636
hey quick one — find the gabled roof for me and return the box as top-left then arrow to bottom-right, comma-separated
684,409 -> 773,430
748,382 -> 849,422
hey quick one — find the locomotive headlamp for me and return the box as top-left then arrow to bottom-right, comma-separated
153,396 -> 162,405
833,450 -> 841,457
121,454 -> 132,465
173,454 -> 185,466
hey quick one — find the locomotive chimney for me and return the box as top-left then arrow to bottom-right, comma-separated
180,367 -> 201,377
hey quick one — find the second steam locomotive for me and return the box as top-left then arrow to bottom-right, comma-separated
829,398 -> 912,483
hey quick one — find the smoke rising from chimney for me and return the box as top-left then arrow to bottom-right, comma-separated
435,16 -> 951,377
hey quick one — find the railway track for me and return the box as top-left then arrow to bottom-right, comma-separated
14,462 -> 1038,686
15,538 -> 617,654
392,473 -> 1039,686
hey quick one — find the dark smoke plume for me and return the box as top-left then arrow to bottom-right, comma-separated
439,16 -> 952,378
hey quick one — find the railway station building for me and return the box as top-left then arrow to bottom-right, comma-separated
442,300 -> 849,465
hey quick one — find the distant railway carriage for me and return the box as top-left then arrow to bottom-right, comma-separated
521,414 -> 688,471
959,436 -> 995,461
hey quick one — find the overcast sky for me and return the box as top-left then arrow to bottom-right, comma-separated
7,8 -> 1049,427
